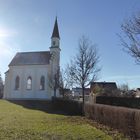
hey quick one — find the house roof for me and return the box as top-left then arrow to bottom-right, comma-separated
72,87 -> 90,90
51,17 -> 60,39
9,51 -> 51,66
91,82 -> 117,90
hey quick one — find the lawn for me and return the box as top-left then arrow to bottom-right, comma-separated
0,100 -> 128,140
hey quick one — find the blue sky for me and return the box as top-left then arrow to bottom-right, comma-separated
0,0 -> 140,88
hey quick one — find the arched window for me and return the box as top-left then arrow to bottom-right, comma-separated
40,76 -> 45,90
15,76 -> 20,90
27,76 -> 32,90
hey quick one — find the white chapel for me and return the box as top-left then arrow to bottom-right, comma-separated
4,18 -> 61,100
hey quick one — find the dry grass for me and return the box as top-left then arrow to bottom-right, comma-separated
0,100 -> 128,140
84,103 -> 140,139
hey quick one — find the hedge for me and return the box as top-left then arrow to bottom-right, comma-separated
96,96 -> 140,109
9,98 -> 83,115
52,97 -> 83,115
84,103 -> 140,139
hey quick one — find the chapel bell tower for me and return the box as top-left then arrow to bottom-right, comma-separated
50,17 -> 61,76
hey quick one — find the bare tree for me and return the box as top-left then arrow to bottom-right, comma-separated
118,83 -> 129,92
120,13 -> 140,64
62,66 -> 75,89
58,69 -> 67,97
118,83 -> 133,97
68,36 -> 100,106
48,69 -> 60,97
48,68 -> 73,98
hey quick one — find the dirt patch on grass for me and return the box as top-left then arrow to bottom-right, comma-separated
60,116 -> 130,139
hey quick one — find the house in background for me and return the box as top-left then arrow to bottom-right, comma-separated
59,88 -> 72,98
72,87 -> 90,101
90,82 -> 118,96
135,88 -> 140,98
4,18 -> 61,100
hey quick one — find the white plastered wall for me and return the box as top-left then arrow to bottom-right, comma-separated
4,64 -> 53,100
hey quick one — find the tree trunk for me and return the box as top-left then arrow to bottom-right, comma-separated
54,87 -> 56,97
54,74 -> 57,97
82,85 -> 85,115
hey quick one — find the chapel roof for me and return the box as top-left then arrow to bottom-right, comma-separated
9,51 -> 51,66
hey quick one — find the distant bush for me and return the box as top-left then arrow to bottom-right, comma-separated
96,96 -> 140,109
84,103 -> 140,139
0,85 -> 4,98
0,73 -> 4,99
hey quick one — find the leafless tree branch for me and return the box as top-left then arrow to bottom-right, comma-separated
67,36 -> 101,106
120,13 -> 140,64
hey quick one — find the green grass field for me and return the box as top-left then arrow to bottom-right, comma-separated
0,100 -> 128,140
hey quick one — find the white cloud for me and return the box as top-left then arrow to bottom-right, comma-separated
0,40 -> 21,79
34,17 -> 40,24
0,27 -> 20,78
0,27 -> 19,57
100,75 -> 140,88
105,75 -> 140,81
0,28 -> 17,38
0,41 -> 17,57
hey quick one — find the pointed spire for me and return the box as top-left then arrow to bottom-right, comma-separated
51,17 -> 60,39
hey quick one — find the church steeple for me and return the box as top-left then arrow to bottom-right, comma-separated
50,18 -> 61,96
51,17 -> 60,39
51,17 -> 60,48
